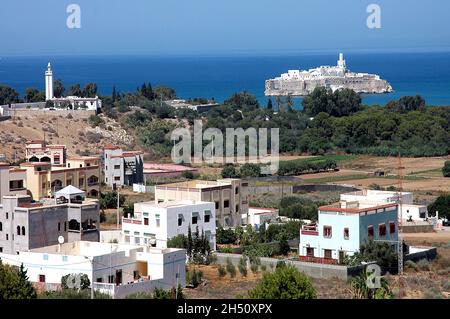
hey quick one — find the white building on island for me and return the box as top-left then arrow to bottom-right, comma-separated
45,63 -> 102,111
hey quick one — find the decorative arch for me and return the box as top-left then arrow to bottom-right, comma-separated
17,226 -> 21,235
40,156 -> 51,162
21,226 -> 25,236
29,156 -> 39,162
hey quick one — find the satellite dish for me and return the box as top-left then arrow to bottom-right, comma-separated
58,236 -> 65,245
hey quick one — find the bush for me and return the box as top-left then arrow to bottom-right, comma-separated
443,161 -> 450,177
217,265 -> 227,278
239,163 -> 261,177
186,269 -> 203,288
88,114 -> 104,128
238,257 -> 248,277
248,265 -> 316,299
260,264 -> 267,272
61,273 -> 90,290
250,263 -> 259,274
417,259 -> 431,271
216,227 -> 237,244
404,260 -> 418,272
221,164 -> 240,178
226,258 -> 236,278
422,287 -> 444,299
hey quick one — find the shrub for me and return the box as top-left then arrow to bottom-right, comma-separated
260,264 -> 267,272
442,281 -> 450,291
248,265 -> 316,299
442,161 -> 450,177
238,257 -> 248,277
217,265 -> 227,278
404,260 -> 418,272
422,287 -> 444,299
186,269 -> 203,288
250,263 -> 259,274
226,258 -> 236,278
417,259 -> 431,271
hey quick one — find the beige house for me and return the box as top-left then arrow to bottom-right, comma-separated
154,179 -> 248,228
25,140 -> 67,166
20,157 -> 100,200
0,163 -> 28,201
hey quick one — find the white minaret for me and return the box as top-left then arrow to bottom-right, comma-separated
337,53 -> 346,69
45,62 -> 54,100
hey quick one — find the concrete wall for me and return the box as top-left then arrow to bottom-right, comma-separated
215,253 -> 366,280
8,108 -> 94,118
405,246 -> 437,262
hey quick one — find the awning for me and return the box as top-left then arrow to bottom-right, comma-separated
192,212 -> 199,218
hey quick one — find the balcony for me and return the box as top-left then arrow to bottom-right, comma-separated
301,223 -> 319,236
299,256 -> 337,265
123,218 -> 142,225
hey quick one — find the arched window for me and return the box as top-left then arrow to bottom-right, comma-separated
22,226 -> 25,236
17,226 -> 21,235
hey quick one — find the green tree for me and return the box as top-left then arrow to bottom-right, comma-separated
428,194 -> 450,219
83,83 -> 98,98
224,91 -> 259,110
302,87 -> 361,117
221,164 -> 240,178
442,161 -> 450,177
239,163 -> 261,177
24,88 -> 44,102
267,98 -> 273,110
248,265 -> 316,299
0,85 -> 19,105
278,235 -> 290,256
68,84 -> 82,97
154,86 -> 176,100
0,261 -> 37,299
386,95 -> 426,112
53,79 -> 65,98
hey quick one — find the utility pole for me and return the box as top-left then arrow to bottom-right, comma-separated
396,153 -> 404,275
116,185 -> 120,230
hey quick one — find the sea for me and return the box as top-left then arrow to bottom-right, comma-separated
1,51 -> 450,108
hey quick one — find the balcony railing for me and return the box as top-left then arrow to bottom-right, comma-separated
299,256 -> 337,265
123,218 -> 142,225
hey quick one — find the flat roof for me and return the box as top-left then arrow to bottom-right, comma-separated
137,200 -> 213,209
319,202 -> 398,214
156,179 -> 239,190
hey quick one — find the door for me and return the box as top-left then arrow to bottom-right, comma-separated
338,251 -> 345,264
115,269 -> 122,286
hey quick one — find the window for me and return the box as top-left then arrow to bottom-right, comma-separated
6,234 -> 8,240
6,212 -> 8,220
389,222 -> 396,234
64,222 -> 67,231
39,275 -> 46,283
235,187 -> 239,194
0,247 -> 2,253
324,249 -> 332,259
306,247 -> 314,257
144,218 -> 149,226
192,216 -> 198,225
156,214 -> 160,228
235,205 -> 239,212
114,165 -> 121,169
224,200 -> 230,208
114,176 -> 120,181
133,271 -> 140,280
43,254 -> 49,261
368,225 -> 374,237
134,237 -> 140,244
323,226 -> 332,238
344,228 -> 349,240
157,199 -> 164,204
108,275 -> 114,284
204,214 -> 210,223
21,226 -> 25,236
96,278 -> 103,283
379,224 -> 387,236
62,256 -> 68,262
79,164 -> 82,168
0,222 -> 2,231
215,202 -> 219,209
58,222 -> 61,232
17,226 -> 20,235
67,163 -> 70,168
178,216 -> 183,227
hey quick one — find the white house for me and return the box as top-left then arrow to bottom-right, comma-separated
0,241 -> 186,299
340,189 -> 429,221
122,200 -> 216,250
299,201 -> 399,264
242,207 -> 278,230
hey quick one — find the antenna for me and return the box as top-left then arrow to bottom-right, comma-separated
396,152 -> 404,275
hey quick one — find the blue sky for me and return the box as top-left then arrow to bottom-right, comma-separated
1,0 -> 449,56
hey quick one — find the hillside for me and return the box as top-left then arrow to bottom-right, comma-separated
0,110 -> 134,161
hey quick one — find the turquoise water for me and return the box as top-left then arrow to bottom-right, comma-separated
1,52 -> 450,107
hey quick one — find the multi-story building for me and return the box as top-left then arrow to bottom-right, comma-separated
20,157 -> 100,200
0,163 -> 27,200
0,241 -> 185,298
103,145 -> 144,187
25,140 -> 67,166
0,188 -> 100,254
299,200 -> 399,264
340,189 -> 429,221
154,179 -> 248,228
122,200 -> 216,249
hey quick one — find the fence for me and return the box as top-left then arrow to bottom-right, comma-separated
93,278 -> 174,299
133,183 -> 154,193
215,253 -> 368,281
